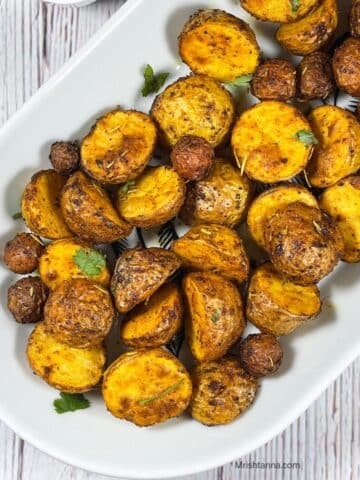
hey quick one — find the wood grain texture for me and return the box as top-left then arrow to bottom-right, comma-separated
0,1 -> 360,479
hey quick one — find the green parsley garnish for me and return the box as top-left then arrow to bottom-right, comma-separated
226,74 -> 253,88
211,310 -> 220,323
291,0 -> 300,13
120,180 -> 136,194
138,379 -> 184,406
12,212 -> 23,220
53,392 -> 90,414
73,248 -> 106,276
141,64 -> 170,97
294,130 -> 318,146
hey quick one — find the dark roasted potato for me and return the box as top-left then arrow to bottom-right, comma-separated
251,58 -> 296,102
4,232 -> 44,274
332,37 -> 360,97
297,52 -> 335,101
239,334 -> 283,377
350,0 -> 360,37
8,276 -> 48,324
170,135 -> 214,181
240,0 -> 320,23
49,141 -> 79,175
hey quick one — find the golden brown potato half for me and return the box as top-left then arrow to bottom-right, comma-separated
172,224 -> 249,284
319,176 -> 360,263
231,101 -> 313,184
350,0 -> 360,37
189,356 -> 257,426
115,166 -> 185,229
251,58 -> 296,102
306,106 -> 360,188
246,263 -> 321,336
81,109 -> 157,184
151,75 -> 235,148
276,0 -> 338,56
182,272 -> 245,362
332,37 -> 360,97
297,52 -> 335,101
180,158 -> 252,228
61,171 -> 132,243
241,0 -> 320,23
179,9 -> 260,82
247,184 -> 319,249
111,248 -> 181,313
21,170 -> 72,240
102,348 -> 192,426
27,322 -> 106,393
121,283 -> 183,348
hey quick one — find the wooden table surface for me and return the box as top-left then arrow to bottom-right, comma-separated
1,1 -> 360,479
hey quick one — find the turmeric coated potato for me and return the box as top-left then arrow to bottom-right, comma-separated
297,52 -> 335,101
240,0 -> 319,23
332,37 -> 360,97
27,322 -> 106,393
4,232 -> 44,274
182,272 -> 245,362
246,263 -> 321,336
239,334 -> 283,377
189,356 -> 257,426
179,9 -> 260,82
102,348 -> 192,426
8,276 -> 48,324
350,0 -> 360,37
251,58 -> 296,102
170,135 -> 214,181
49,141 -> 79,176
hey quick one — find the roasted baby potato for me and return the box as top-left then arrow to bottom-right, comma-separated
49,141 -> 79,176
61,171 -> 132,243
102,348 -> 192,426
172,224 -> 249,284
4,232 -> 44,274
44,278 -> 114,348
276,0 -> 338,56
247,184 -> 319,249
170,135 -> 214,181
179,9 -> 260,82
240,0 -> 319,23
39,238 -> 110,290
121,283 -> 183,348
151,74 -> 235,148
21,170 -> 72,240
239,334 -> 283,377
246,263 -> 321,336
8,277 -> 48,324
115,166 -> 185,229
189,356 -> 257,426
319,176 -> 360,263
27,322 -> 106,393
231,101 -> 313,184
81,109 -> 157,184
251,58 -> 296,102
306,106 -> 360,188
350,0 -> 360,37
298,52 -> 335,101
111,248 -> 181,313
332,37 -> 360,97
265,202 -> 344,285
182,272 -> 245,362
180,158 -> 252,228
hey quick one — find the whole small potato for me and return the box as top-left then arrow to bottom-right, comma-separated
333,37 -> 360,97
8,276 -> 48,324
298,52 -> 335,101
239,334 -> 283,377
49,141 -> 80,175
4,232 -> 44,274
350,0 -> 360,38
251,58 -> 296,102
170,135 -> 214,181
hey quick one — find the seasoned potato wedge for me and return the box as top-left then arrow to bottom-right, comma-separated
276,0 -> 338,56
61,171 -> 132,243
319,176 -> 360,263
306,106 -> 360,188
121,283 -> 183,348
183,272 -> 245,362
231,101 -> 313,184
111,248 -> 181,313
102,348 -> 192,426
240,0 -> 319,23
172,224 -> 249,284
81,109 -> 157,184
246,263 -> 321,336
115,166 -> 185,229
27,322 -> 106,393
180,158 -> 252,228
21,170 -> 72,240
332,37 -> 360,97
247,184 -> 319,249
179,9 -> 260,82
350,0 -> 360,37
151,75 -> 235,148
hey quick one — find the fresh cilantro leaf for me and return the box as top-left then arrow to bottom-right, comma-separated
73,248 -> 106,276
141,64 -> 170,97
226,74 -> 253,88
120,180 -> 136,194
53,392 -> 90,414
12,212 -> 23,220
291,0 -> 300,13
211,310 -> 220,323
294,130 -> 318,146
138,379 -> 184,406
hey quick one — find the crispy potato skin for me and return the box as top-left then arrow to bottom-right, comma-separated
27,322 -> 106,393
319,176 -> 360,263
276,0 -> 338,56
102,348 -> 192,426
151,75 -> 235,148
179,9 -> 260,82
239,334 -> 283,377
49,141 -> 79,176
111,248 -> 181,313
115,166 -> 185,229
189,356 -> 257,426
172,224 -> 249,284
4,232 -> 44,274
298,52 -> 335,101
61,171 -> 132,243
251,58 -> 296,102
182,272 -> 245,362
180,158 -> 252,228
121,283 -> 183,348
8,277 -> 48,324
265,202 -> 344,285
44,278 -> 114,348
21,170 -> 73,240
350,0 -> 360,37
171,135 -> 214,181
332,37 -> 360,97
240,0 -> 319,23
306,106 -> 360,188
231,101 -> 313,184
81,109 -> 157,184
246,263 -> 321,336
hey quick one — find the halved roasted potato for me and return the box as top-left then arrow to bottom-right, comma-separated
240,0 -> 319,23
102,348 -> 192,426
231,101 -> 313,184
246,263 -> 321,336
81,109 -> 157,184
21,170 -> 72,239
27,322 -> 106,393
